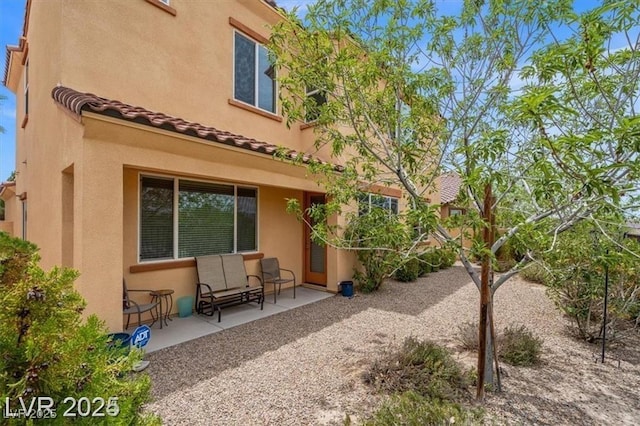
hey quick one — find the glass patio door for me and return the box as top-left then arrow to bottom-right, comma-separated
304,192 -> 327,285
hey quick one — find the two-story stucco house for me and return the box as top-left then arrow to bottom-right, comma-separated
2,0 -> 410,331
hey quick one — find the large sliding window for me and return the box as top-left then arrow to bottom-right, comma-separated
234,31 -> 276,113
140,175 -> 257,261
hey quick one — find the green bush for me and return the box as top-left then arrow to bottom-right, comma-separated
364,390 -> 483,426
395,257 -> 421,282
440,248 -> 457,268
499,324 -> 543,366
419,249 -> 442,274
417,252 -> 432,275
0,232 -> 159,425
346,209 -> 410,293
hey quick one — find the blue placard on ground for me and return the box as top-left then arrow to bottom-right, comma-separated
131,325 -> 151,348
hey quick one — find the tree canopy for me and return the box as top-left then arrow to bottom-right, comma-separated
271,0 -> 639,284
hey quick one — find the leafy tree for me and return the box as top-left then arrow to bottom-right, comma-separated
271,0 -> 640,397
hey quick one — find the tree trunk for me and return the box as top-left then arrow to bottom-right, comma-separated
477,184 -> 494,399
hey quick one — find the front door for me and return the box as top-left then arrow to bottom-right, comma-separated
303,192 -> 327,285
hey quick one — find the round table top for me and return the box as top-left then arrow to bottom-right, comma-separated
150,289 -> 175,297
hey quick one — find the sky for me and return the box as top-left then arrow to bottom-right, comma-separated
0,0 -> 25,182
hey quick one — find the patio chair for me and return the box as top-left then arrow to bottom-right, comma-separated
260,257 -> 296,304
123,279 -> 159,329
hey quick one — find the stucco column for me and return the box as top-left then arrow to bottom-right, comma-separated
326,211 -> 356,293
74,139 -> 124,332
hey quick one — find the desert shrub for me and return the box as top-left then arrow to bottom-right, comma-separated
363,337 -> 473,402
395,257 -> 421,282
456,321 -> 479,351
440,248 -> 457,268
346,209 -> 410,293
419,249 -> 442,273
363,390 -> 484,426
0,232 -> 159,425
417,252 -> 433,275
499,324 -> 543,366
519,262 -> 551,284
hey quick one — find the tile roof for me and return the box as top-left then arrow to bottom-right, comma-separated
626,223 -> 640,237
0,181 -> 16,198
440,172 -> 462,204
51,86 -> 340,170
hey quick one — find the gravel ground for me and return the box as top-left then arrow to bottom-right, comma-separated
145,265 -> 640,425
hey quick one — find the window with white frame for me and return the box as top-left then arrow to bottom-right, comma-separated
234,31 -> 276,113
139,176 -> 257,261
357,192 -> 399,216
305,87 -> 327,122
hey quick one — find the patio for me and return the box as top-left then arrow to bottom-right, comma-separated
127,286 -> 335,353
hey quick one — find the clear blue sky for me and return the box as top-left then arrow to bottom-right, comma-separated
0,0 -> 25,182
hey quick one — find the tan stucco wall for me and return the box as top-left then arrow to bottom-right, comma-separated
56,0 -> 327,161
84,114 -> 339,329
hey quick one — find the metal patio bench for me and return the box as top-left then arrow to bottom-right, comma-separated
195,254 -> 264,322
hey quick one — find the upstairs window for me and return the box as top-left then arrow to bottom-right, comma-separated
305,87 -> 327,122
234,31 -> 276,113
357,193 -> 399,216
449,208 -> 464,216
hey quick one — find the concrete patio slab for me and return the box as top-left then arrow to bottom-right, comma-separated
127,286 -> 334,353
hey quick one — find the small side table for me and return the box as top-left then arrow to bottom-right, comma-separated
150,289 -> 175,329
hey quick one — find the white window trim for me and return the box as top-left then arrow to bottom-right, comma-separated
232,30 -> 277,114
158,0 -> 170,4
137,172 -> 260,263
359,192 -> 399,215
304,87 -> 326,123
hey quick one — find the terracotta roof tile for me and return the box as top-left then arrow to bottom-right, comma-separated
51,85 -> 341,170
440,172 -> 462,204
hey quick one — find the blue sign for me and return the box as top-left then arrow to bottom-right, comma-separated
131,325 -> 151,348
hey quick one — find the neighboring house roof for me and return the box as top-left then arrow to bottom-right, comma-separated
440,172 -> 462,204
51,85 -> 341,171
626,223 -> 640,237
0,181 -> 16,200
